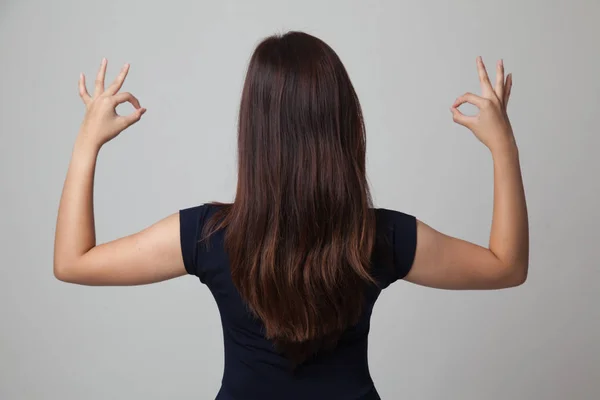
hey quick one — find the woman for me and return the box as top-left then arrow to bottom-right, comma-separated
54,31 -> 528,399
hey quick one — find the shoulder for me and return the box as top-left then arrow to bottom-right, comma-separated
179,203 -> 228,231
374,207 -> 416,233
179,202 -> 217,220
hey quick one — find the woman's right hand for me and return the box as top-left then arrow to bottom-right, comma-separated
451,57 -> 515,153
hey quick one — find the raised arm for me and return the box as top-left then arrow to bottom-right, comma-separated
53,59 -> 187,285
405,57 -> 529,290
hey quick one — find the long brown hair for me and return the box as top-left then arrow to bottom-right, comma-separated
203,31 -> 375,364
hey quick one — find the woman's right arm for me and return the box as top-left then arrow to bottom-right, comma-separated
404,57 -> 529,290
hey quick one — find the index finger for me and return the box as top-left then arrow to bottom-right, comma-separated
453,92 -> 486,109
476,56 -> 494,96
113,91 -> 141,109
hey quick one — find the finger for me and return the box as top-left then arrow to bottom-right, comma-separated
113,92 -> 141,109
106,63 -> 130,95
503,73 -> 512,109
450,107 -> 476,128
79,73 -> 91,105
494,59 -> 504,101
93,58 -> 108,97
119,107 -> 147,129
476,56 -> 494,96
452,92 -> 486,109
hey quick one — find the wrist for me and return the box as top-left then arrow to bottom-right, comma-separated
490,137 -> 519,158
74,130 -> 102,154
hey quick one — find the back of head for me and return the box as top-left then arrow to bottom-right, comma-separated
204,31 -> 375,365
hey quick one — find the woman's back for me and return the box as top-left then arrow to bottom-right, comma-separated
54,30 -> 527,400
181,204 -> 416,400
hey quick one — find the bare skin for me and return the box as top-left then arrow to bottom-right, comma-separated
53,59 -> 186,285
405,58 -> 528,289
54,57 -> 528,289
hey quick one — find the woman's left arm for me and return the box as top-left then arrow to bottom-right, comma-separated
53,58 -> 187,286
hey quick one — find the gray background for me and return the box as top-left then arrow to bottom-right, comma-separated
1,0 -> 599,399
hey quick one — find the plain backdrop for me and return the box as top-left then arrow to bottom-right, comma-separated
1,0 -> 599,399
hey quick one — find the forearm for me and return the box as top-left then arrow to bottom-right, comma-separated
54,134 -> 100,272
489,143 -> 529,277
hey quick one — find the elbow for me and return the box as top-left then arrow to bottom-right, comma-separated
54,256 -> 96,285
53,263 -> 70,282
510,272 -> 527,288
53,259 -> 78,283
504,264 -> 528,288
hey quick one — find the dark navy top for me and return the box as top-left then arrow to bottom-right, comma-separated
179,204 -> 417,400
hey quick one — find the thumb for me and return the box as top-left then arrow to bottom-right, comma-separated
119,107 -> 147,129
450,107 -> 475,129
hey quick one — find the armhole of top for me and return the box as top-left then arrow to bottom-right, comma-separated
374,208 -> 418,286
179,204 -> 209,278
394,213 -> 417,281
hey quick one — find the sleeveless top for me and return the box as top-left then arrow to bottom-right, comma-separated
179,204 -> 417,400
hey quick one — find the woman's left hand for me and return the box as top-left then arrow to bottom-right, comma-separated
77,58 -> 146,149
